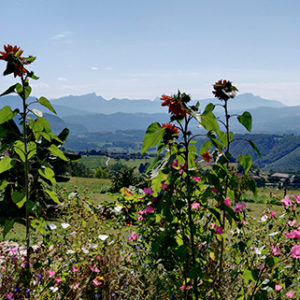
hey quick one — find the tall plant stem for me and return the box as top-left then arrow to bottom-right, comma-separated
182,115 -> 199,299
218,99 -> 231,290
20,74 -> 30,268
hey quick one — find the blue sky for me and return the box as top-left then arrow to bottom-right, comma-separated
1,0 -> 300,105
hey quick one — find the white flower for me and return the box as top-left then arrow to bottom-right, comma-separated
48,223 -> 57,230
98,234 -> 108,241
261,215 -> 268,222
114,206 -> 123,214
50,286 -> 59,293
255,246 -> 265,255
81,247 -> 89,254
269,231 -> 279,237
89,243 -> 98,249
68,192 -> 77,200
71,231 -> 76,236
32,109 -> 43,117
66,249 -> 75,254
61,223 -> 70,229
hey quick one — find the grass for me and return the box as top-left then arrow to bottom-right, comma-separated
1,177 -> 299,243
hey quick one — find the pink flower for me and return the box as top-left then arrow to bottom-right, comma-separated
275,284 -> 282,291
191,202 -> 200,209
288,220 -> 296,227
72,265 -> 79,273
271,246 -> 281,256
233,202 -> 246,213
161,183 -> 168,190
211,187 -> 218,193
10,248 -> 17,255
143,187 -> 153,195
216,226 -> 224,235
48,270 -> 56,277
241,220 -> 248,226
170,160 -> 178,168
270,211 -> 276,218
72,283 -> 80,290
286,291 -> 295,298
290,245 -> 300,258
294,195 -> 300,204
192,176 -> 201,183
1,267 -> 6,272
4,293 -> 13,299
138,215 -> 143,221
89,265 -> 100,273
180,285 -> 192,290
211,223 -> 216,229
145,206 -> 154,213
223,198 -> 231,207
281,195 -> 292,209
129,232 -> 138,241
93,279 -> 102,286
55,276 -> 62,283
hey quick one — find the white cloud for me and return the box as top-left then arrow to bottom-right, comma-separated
57,77 -> 67,81
103,66 -> 112,71
91,66 -> 99,71
50,31 -> 72,40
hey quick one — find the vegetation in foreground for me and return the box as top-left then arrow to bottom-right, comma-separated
0,45 -> 299,299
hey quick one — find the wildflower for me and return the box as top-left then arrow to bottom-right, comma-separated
93,278 -> 102,286
72,283 -> 80,290
288,220 -> 296,227
241,220 -> 248,225
290,245 -> 300,258
143,187 -> 154,195
55,276 -> 62,283
162,123 -> 179,143
201,151 -> 212,162
275,284 -> 282,291
233,202 -> 246,213
50,287 -> 59,293
192,176 -> 201,183
223,198 -> 231,207
48,270 -> 56,277
261,215 -> 268,222
170,160 -> 178,168
286,291 -> 295,298
61,223 -> 70,229
161,94 -> 188,118
212,80 -> 238,100
81,247 -> 89,254
211,187 -> 218,193
285,231 -> 296,239
191,202 -> 200,209
211,223 -> 216,229
72,265 -> 79,272
129,232 -> 138,241
216,226 -> 224,234
4,293 -> 13,299
145,206 -> 154,213
98,234 -> 108,241
113,206 -> 123,214
271,246 -> 281,256
270,211 -> 276,218
68,192 -> 77,200
294,195 -> 300,204
161,183 -> 168,190
89,265 -> 100,273
281,195 -> 292,209
48,223 -> 57,230
10,248 -> 17,255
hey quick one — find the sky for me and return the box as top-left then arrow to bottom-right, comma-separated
1,0 -> 300,105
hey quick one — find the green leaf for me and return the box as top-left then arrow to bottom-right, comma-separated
0,84 -> 17,97
246,178 -> 257,197
12,190 -> 26,208
243,269 -> 255,284
141,122 -> 165,154
39,167 -> 56,184
15,84 -> 31,100
200,140 -> 213,155
238,154 -> 252,174
14,140 -> 36,162
201,111 -> 220,133
0,106 -> 16,125
0,157 -> 13,174
45,189 -> 60,204
38,97 -> 56,114
248,139 -> 262,158
2,219 -> 14,238
237,111 -> 252,132
25,56 -> 36,63
48,144 -> 68,161
0,179 -> 8,190
203,103 -> 215,114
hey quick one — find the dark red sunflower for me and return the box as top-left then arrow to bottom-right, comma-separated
201,151 -> 212,162
212,79 -> 238,101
